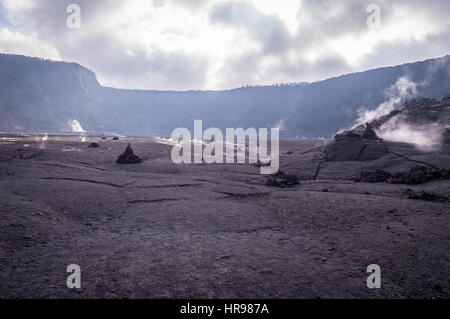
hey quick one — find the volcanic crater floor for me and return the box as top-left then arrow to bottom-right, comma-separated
0,136 -> 449,298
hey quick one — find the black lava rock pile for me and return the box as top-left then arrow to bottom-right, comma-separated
116,144 -> 142,164
88,142 -> 100,148
359,169 -> 392,183
404,189 -> 449,203
266,171 -> 299,188
357,166 -> 450,184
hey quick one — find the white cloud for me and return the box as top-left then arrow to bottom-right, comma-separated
0,0 -> 449,90
0,28 -> 60,59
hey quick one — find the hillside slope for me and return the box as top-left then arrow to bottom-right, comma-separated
0,53 -> 449,137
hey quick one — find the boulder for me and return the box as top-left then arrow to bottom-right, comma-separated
116,144 -> 142,164
88,142 -> 100,148
361,124 -> 379,140
360,169 -> 391,183
334,124 -> 380,141
442,95 -> 450,102
443,129 -> 450,148
359,166 -> 450,184
266,171 -> 299,188
404,190 -> 448,203
390,166 -> 450,184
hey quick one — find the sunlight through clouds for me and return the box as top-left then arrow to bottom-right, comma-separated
0,0 -> 449,90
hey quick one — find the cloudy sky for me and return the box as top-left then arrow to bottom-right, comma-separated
0,0 -> 449,90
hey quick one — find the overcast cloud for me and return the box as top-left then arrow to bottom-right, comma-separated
0,0 -> 449,90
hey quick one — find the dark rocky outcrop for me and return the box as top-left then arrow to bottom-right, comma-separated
443,129 -> 450,147
326,94 -> 450,170
358,166 -> 450,184
371,96 -> 450,153
112,136 -> 120,141
266,171 -> 299,188
334,123 -> 380,141
371,97 -> 443,129
360,169 -> 392,183
325,124 -> 388,161
254,161 -> 271,168
391,166 -> 450,184
116,144 -> 142,164
88,142 -> 100,148
404,189 -> 449,203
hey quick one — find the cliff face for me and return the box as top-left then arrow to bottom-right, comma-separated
0,54 -> 103,133
1,53 -> 450,137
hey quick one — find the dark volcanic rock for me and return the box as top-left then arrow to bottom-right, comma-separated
443,129 -> 450,149
359,166 -> 450,184
327,94 -> 450,165
325,124 -> 388,161
116,144 -> 142,164
391,166 -> 450,184
2,135 -> 450,299
372,97 -> 449,130
254,161 -> 271,168
404,189 -> 449,203
88,142 -> 100,148
360,169 -> 392,183
361,124 -> 379,140
335,123 -> 380,141
266,171 -> 299,188
390,166 -> 427,184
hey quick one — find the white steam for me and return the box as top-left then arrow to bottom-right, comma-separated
34,133 -> 48,149
67,119 -> 86,133
355,76 -> 418,125
40,133 -> 48,149
376,115 -> 447,152
272,119 -> 286,131
352,73 -> 449,151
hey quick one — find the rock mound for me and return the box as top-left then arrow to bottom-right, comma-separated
360,169 -> 392,183
358,166 -> 450,184
326,94 -> 450,163
88,142 -> 100,148
266,171 -> 299,188
335,123 -> 380,141
404,189 -> 449,203
116,144 -> 142,164
325,123 -> 388,161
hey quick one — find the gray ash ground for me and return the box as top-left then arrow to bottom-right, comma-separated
0,135 -> 449,298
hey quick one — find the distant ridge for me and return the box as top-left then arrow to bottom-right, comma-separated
0,53 -> 449,137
